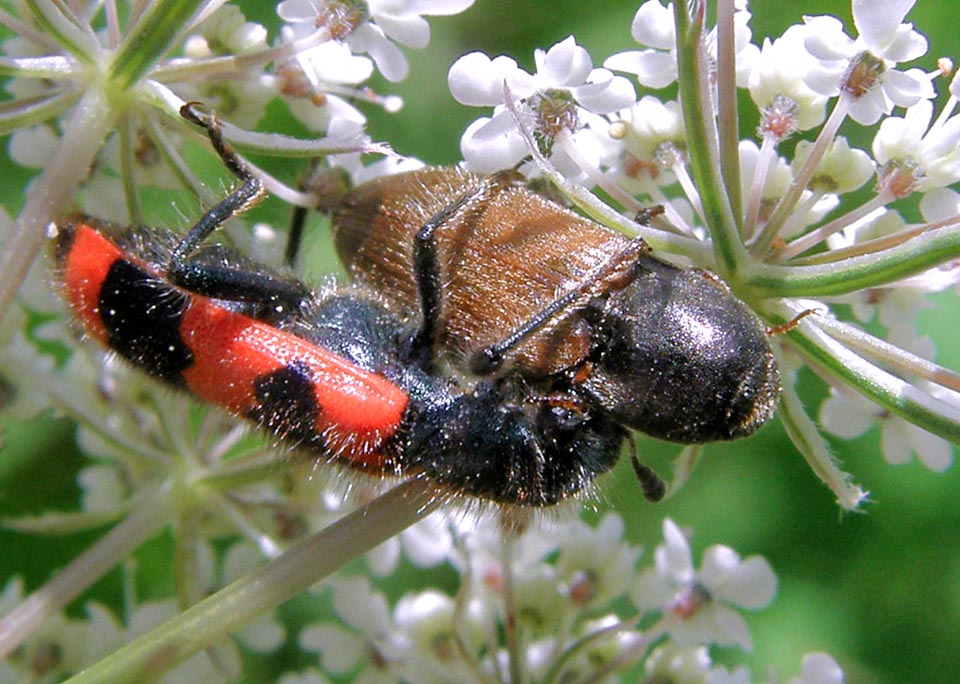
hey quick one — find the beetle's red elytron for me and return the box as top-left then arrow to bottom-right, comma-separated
52,104 -> 634,507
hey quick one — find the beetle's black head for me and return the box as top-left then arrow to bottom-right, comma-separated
583,257 -> 780,443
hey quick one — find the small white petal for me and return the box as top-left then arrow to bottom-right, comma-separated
348,24 -> 409,82
798,652 -> 845,684
605,49 -> 678,89
366,537 -> 400,576
881,23 -> 929,62
237,613 -> 285,652
9,124 -> 59,168
372,10 -> 430,48
411,0 -> 476,15
631,0 -> 676,50
884,68 -> 933,107
820,390 -> 877,439
717,556 -> 778,609
277,0 -> 317,23
299,623 -> 363,673
332,577 -> 392,632
460,115 -> 527,173
879,420 -> 914,465
802,15 -> 854,61
920,188 -> 960,222
575,72 -> 636,114
448,52 -> 518,105
852,0 -> 916,54
632,569 -> 674,610
657,519 -> 694,582
535,36 -> 592,87
709,604 -> 753,650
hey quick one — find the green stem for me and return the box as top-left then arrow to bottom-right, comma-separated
715,0 -> 743,225
0,54 -> 78,78
0,89 -> 114,323
22,0 -> 98,64
0,89 -> 80,135
64,478 -> 439,684
673,0 -> 746,276
777,379 -> 867,511
748,225 -> 960,297
108,0 -> 206,91
777,307 -> 960,445
0,483 -> 174,658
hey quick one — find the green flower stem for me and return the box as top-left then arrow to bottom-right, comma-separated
64,478 -> 440,684
0,89 -> 114,324
23,0 -> 98,64
748,224 -> 960,297
0,7 -> 64,53
108,0 -> 206,92
118,113 -> 144,223
715,0 -> 743,223
0,89 -> 79,135
0,483 -> 174,659
815,314 -> 960,392
196,454 -> 291,493
776,306 -> 960,445
673,0 -> 746,276
777,379 -> 867,510
750,98 -> 849,256
543,618 -> 646,684
153,27 -> 333,83
0,54 -> 77,78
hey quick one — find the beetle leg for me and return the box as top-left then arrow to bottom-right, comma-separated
173,103 -> 309,312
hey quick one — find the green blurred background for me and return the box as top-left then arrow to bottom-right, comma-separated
2,1 -> 959,682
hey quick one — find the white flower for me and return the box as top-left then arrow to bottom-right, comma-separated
449,36 -> 635,172
555,512 -> 641,607
451,515 -> 561,600
793,136 -> 875,195
175,6 -> 275,128
632,519 -> 776,650
278,0 -> 474,83
605,0 -> 758,89
392,590 -> 489,684
365,508 -> 456,576
613,95 -> 685,186
872,99 -> 960,193
183,4 -> 268,58
749,26 -> 828,132
789,652 -> 845,684
603,0 -> 679,89
819,383 -> 954,472
274,28 -> 373,131
802,0 -> 933,124
645,644 -> 713,684
300,576 -> 405,683
366,0 -> 475,50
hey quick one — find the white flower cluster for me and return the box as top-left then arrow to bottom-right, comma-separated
445,0 -> 960,496
1,477 -> 836,684
1,0 -> 957,681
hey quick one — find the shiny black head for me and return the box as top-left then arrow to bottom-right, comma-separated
582,256 -> 780,443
